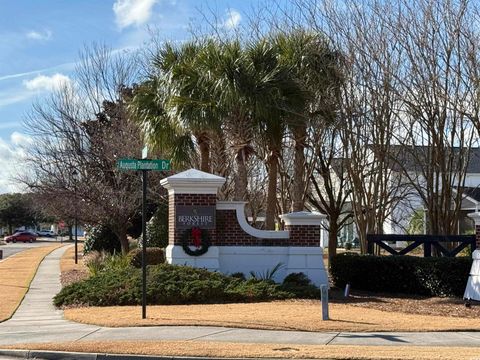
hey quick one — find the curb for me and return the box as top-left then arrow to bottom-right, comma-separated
0,350 -> 260,360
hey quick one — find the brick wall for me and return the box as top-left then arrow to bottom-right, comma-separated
216,209 -> 290,246
168,193 -> 217,245
285,224 -> 322,247
169,195 -> 322,247
216,209 -> 321,247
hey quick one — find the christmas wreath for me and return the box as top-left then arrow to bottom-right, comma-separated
181,227 -> 210,256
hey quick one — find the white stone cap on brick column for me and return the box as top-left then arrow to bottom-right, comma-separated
280,211 -> 327,226
160,168 -> 226,195
468,211 -> 480,226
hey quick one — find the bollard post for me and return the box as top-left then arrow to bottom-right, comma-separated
0,249 -> 2,260
344,283 -> 351,298
320,285 -> 329,320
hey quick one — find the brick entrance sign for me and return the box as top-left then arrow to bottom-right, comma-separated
160,169 -> 328,286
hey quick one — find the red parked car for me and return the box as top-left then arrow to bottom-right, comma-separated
5,231 -> 38,243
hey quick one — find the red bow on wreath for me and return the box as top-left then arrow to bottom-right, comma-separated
191,227 -> 202,248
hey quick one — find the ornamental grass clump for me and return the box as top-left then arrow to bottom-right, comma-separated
83,251 -> 131,276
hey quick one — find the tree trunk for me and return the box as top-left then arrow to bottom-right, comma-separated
234,149 -> 248,201
292,125 -> 307,212
356,213 -> 368,254
328,220 -> 339,264
265,151 -> 279,230
210,129 -> 228,177
196,132 -> 210,173
113,224 -> 130,255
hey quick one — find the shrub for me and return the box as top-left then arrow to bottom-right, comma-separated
146,203 -> 168,248
128,247 -> 165,268
127,203 -> 158,239
281,272 -> 319,299
230,272 -> 246,280
283,272 -> 311,287
83,225 -> 121,255
54,263 -> 298,307
54,267 -> 139,307
330,253 -> 472,297
226,278 -> 293,302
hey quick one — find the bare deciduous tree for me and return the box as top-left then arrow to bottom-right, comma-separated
22,45 -> 163,254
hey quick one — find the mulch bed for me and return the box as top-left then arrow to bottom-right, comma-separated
58,256 -> 480,319
60,269 -> 88,287
330,288 -> 480,318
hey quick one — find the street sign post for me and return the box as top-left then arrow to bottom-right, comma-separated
117,157 -> 171,319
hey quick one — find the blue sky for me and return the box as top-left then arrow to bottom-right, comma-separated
0,0 -> 249,193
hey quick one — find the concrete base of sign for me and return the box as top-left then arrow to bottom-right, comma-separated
166,245 -> 328,286
166,245 -> 220,270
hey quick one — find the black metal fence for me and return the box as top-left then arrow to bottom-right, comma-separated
366,234 -> 476,257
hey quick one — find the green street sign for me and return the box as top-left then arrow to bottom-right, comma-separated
117,158 -> 171,171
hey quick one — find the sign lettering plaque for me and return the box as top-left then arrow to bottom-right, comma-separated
176,206 -> 216,229
117,158 -> 171,171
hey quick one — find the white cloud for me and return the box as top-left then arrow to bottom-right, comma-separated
11,132 -> 33,147
0,137 -> 14,161
0,72 -> 73,110
0,61 -> 76,82
224,9 -> 241,30
23,73 -> 71,92
26,29 -> 52,41
113,0 -> 157,29
0,133 -> 31,194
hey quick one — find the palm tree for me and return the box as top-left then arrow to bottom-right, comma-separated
129,78 -> 194,168
246,39 -> 307,229
131,41 -> 220,172
159,41 -> 220,173
196,40 -> 255,200
274,30 -> 342,212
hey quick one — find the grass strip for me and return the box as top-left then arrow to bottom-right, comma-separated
4,341 -> 479,360
0,244 -> 63,322
64,300 -> 480,332
60,244 -> 84,273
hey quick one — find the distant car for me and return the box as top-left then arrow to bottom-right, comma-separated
5,231 -> 38,243
36,230 -> 56,237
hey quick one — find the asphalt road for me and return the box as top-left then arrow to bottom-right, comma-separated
0,237 -> 65,260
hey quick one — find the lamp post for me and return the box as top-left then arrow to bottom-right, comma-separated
72,169 -> 79,264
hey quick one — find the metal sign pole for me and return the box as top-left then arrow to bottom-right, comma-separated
116,155 -> 171,319
74,181 -> 78,264
142,169 -> 147,319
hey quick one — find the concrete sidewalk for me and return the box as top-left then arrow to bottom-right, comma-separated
1,246 -> 480,350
